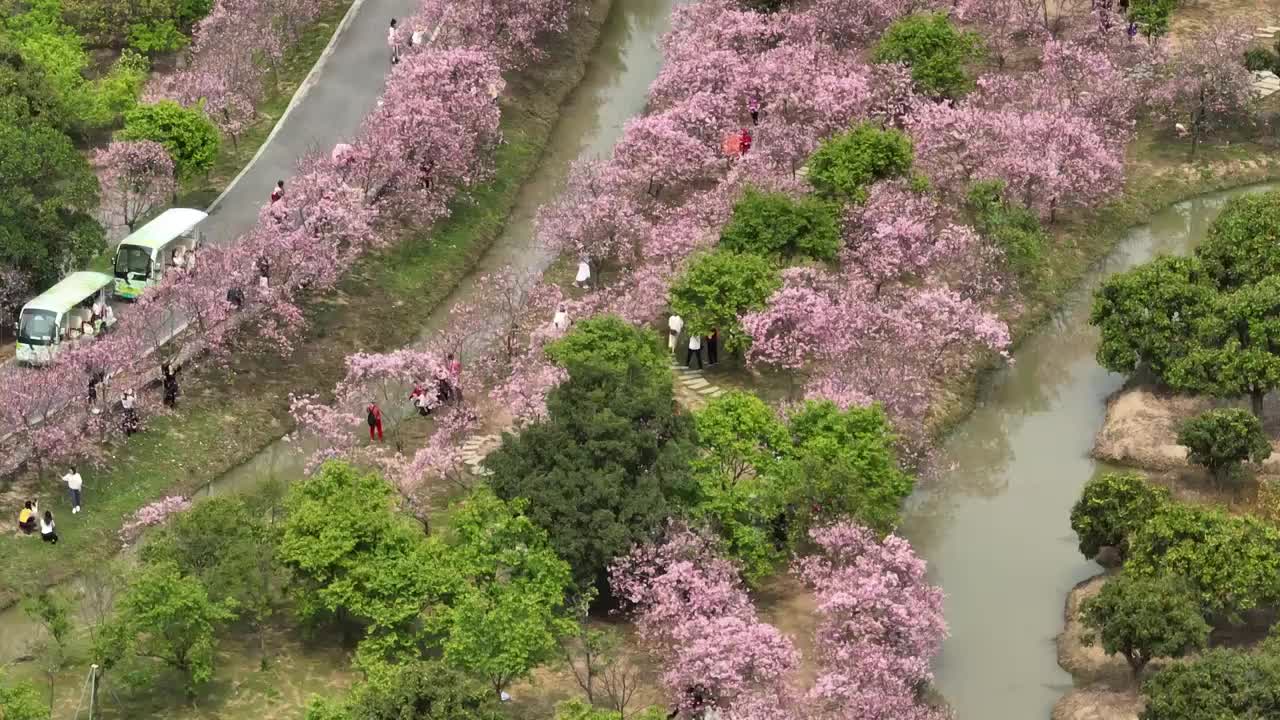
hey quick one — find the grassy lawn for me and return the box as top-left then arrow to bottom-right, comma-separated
0,1 -> 609,611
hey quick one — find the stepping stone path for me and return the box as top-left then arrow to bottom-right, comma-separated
1253,70 -> 1280,99
670,360 -> 728,408
459,433 -> 501,476
1256,25 -> 1280,39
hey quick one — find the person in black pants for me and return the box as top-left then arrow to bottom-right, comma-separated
162,363 -> 179,408
707,328 -> 719,366
686,335 -> 703,369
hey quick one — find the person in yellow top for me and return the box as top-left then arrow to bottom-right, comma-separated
17,500 -> 38,534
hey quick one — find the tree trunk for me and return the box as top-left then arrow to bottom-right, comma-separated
1252,389 -> 1265,418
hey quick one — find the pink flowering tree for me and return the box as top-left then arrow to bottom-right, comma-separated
119,496 -> 192,547
413,0 -> 584,68
1151,23 -> 1255,155
95,141 -> 177,232
611,526 -> 800,718
794,522 -> 948,720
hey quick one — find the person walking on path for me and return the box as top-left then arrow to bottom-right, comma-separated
739,128 -> 752,156
574,258 -> 591,288
270,180 -> 285,204
162,363 -> 180,408
367,401 -> 384,441
667,313 -> 684,354
687,334 -> 703,369
63,467 -> 83,514
388,19 -> 401,65
707,328 -> 719,365
748,95 -> 760,126
87,369 -> 105,414
257,256 -> 271,289
40,511 -> 58,544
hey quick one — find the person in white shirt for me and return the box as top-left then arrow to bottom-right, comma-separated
574,258 -> 591,288
63,466 -> 83,514
387,19 -> 401,65
40,510 -> 58,544
686,334 -> 703,369
667,313 -> 683,353
411,28 -> 424,47
552,303 -> 570,334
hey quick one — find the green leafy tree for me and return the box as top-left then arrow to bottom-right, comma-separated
1177,408 -> 1272,485
425,490 -> 575,697
96,561 -> 234,699
966,180 -> 1046,282
871,12 -> 983,99
545,315 -> 666,376
119,100 -> 219,181
694,390 -> 790,483
1141,648 -> 1280,720
0,33 -> 74,132
1090,255 -> 1215,378
0,675 -> 46,720
0,107 -> 104,286
1127,504 -> 1280,617
1069,472 -> 1169,563
141,496 -> 279,656
806,123 -> 914,202
1128,0 -> 1177,41
776,400 -> 914,541
1080,572 -> 1210,678
689,392 -> 791,581
669,249 -> 781,352
487,360 -> 698,593
718,187 -> 841,261
304,660 -> 505,720
278,461 -> 433,661
1167,275 -> 1280,417
22,591 -> 72,713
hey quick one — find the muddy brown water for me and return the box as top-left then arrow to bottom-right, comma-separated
2,9 -> 1271,716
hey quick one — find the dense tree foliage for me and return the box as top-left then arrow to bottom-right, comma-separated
1080,572 -> 1210,678
424,490 -> 575,696
805,123 -> 913,202
304,660 -> 504,720
966,180 -> 1046,282
96,561 -> 235,698
1126,503 -> 1280,616
669,250 -> 781,352
119,100 -> 220,181
279,462 -> 434,661
0,675 -> 46,720
872,13 -> 982,99
487,356 -> 698,594
544,315 -> 667,376
1141,644 -> 1280,720
1177,408 -> 1272,485
1070,472 -> 1170,563
719,187 -> 841,261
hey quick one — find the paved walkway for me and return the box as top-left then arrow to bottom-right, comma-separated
200,0 -> 418,246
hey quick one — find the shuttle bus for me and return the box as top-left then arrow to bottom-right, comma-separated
112,208 -> 207,300
15,272 -> 116,365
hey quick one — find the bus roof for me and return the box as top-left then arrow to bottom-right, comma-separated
117,208 -> 208,252
23,272 -> 114,314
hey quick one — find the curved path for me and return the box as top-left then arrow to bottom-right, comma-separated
201,0 -> 417,244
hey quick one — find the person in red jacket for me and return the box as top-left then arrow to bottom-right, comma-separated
270,180 -> 284,203
739,128 -> 752,155
366,401 -> 384,441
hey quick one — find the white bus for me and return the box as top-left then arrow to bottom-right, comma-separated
15,272 -> 116,366
112,208 -> 207,300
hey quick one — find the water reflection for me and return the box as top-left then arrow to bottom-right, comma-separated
903,185 -> 1273,720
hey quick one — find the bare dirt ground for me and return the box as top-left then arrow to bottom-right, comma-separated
1052,687 -> 1143,720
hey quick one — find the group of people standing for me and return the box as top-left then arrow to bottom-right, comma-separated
387,18 -> 428,65
365,354 -> 463,441
668,313 -> 718,370
15,466 -> 86,545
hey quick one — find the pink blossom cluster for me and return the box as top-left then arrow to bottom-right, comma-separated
94,141 -> 177,233
0,2 -> 582,480
119,495 -> 193,547
611,523 -> 950,719
793,522 -> 948,720
148,0 -> 336,140
611,527 -> 801,719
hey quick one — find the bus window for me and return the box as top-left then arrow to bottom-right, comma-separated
115,245 -> 152,279
17,309 -> 58,346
